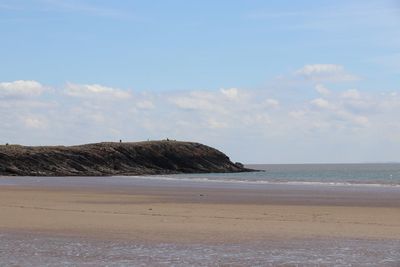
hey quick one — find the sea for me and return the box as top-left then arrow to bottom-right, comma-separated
0,163 -> 400,266
167,163 -> 400,187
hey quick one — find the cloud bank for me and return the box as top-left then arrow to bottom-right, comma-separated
0,80 -> 47,97
295,64 -> 359,82
1,65 -> 399,163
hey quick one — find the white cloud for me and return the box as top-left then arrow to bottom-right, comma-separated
263,98 -> 280,109
341,89 -> 361,99
169,93 -> 211,111
289,110 -> 306,119
0,80 -> 47,97
252,114 -> 272,125
65,83 -> 131,99
340,89 -> 375,112
169,91 -> 226,113
169,88 -> 249,115
207,118 -> 228,129
311,98 -> 331,109
352,115 -> 369,127
315,84 -> 331,96
297,64 -> 342,75
306,89 -> 374,129
295,64 -> 359,82
220,88 -> 239,99
136,100 -> 155,109
22,115 -> 48,129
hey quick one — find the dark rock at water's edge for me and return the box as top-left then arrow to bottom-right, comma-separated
234,162 -> 244,168
0,140 -> 254,176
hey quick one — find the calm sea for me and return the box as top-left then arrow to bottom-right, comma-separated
160,163 -> 400,187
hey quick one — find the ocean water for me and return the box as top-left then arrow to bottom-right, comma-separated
160,163 -> 400,187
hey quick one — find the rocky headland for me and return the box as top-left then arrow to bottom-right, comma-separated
0,140 -> 251,176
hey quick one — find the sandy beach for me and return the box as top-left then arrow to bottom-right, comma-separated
1,179 -> 399,243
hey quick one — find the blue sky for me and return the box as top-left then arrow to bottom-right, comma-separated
1,0 -> 400,163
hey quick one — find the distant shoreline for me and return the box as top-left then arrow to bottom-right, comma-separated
247,162 -> 400,165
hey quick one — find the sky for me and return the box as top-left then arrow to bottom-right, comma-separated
1,0 -> 400,163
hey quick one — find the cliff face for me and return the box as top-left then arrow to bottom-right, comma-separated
0,141 -> 251,176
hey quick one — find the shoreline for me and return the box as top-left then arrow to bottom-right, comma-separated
2,172 -> 400,186
111,174 -> 400,188
0,177 -> 399,243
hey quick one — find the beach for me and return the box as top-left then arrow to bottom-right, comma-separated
0,176 -> 399,265
1,177 -> 399,241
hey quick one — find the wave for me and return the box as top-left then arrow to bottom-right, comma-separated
114,174 -> 400,188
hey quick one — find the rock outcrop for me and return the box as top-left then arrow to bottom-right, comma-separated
0,141 -> 252,176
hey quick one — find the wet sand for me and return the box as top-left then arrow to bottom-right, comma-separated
0,178 -> 399,243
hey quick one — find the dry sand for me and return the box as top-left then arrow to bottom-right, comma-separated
0,183 -> 399,243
